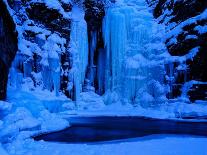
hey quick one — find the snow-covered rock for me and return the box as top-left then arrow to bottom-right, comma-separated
38,110 -> 69,132
0,107 -> 41,143
76,92 -> 106,110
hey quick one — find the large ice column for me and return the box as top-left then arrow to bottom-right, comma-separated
70,21 -> 88,85
41,36 -> 62,96
103,1 -> 167,105
69,6 -> 88,100
103,7 -> 127,92
9,53 -> 32,89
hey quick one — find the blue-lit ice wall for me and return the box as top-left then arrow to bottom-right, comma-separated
103,1 -> 168,105
8,33 -> 65,96
69,18 -> 88,100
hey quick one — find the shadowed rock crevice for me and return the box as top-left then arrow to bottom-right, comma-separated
0,0 -> 18,100
84,0 -> 105,94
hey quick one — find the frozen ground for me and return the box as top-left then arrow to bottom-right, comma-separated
5,87 -> 207,120
0,88 -> 206,155
62,100 -> 207,120
4,135 -> 207,155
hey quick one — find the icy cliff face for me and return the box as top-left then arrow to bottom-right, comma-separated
3,0 -> 206,105
148,0 -> 207,102
102,0 -> 168,105
3,0 -> 169,106
6,0 -> 72,97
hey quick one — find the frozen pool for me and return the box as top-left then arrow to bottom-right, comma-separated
34,116 -> 207,143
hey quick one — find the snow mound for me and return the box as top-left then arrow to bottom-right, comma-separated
0,107 -> 41,143
39,110 -> 69,132
76,92 -> 106,110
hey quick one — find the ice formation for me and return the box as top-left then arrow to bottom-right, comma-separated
102,0 -> 168,105
7,0 -> 168,106
8,33 -> 64,96
69,6 -> 89,100
6,0 -> 206,106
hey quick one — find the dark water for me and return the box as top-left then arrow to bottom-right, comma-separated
34,116 -> 207,143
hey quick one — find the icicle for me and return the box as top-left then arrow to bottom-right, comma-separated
97,48 -> 105,94
103,7 -> 127,92
69,7 -> 89,100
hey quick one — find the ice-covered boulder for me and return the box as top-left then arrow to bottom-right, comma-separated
0,107 -> 41,143
38,110 -> 69,132
77,92 -> 106,110
0,101 -> 12,118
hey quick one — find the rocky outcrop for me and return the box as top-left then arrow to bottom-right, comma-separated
0,0 -> 18,100
26,2 -> 71,38
148,0 -> 207,102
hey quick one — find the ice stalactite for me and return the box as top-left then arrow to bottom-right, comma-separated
8,26 -> 67,98
69,6 -> 88,101
86,30 -> 97,90
97,48 -> 105,95
103,7 -> 127,92
103,1 -> 168,106
41,35 -> 62,96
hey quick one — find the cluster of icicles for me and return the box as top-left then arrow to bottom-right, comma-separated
71,0 -> 168,105
9,0 -> 168,106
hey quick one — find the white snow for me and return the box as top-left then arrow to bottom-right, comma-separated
167,46 -> 200,63
165,9 -> 207,43
76,92 -> 106,110
31,0 -> 71,19
38,110 -> 69,132
4,135 -> 207,155
194,25 -> 207,34
0,144 -> 8,155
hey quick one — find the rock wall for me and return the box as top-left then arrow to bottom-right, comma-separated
148,0 -> 207,102
0,0 -> 18,100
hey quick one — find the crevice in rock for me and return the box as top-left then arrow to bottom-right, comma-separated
0,0 -> 18,100
84,0 -> 105,95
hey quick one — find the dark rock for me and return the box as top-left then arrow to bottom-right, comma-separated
148,0 -> 207,101
0,0 -> 18,100
188,84 -> 207,102
26,2 -> 71,38
60,1 -> 72,12
83,0 -> 106,94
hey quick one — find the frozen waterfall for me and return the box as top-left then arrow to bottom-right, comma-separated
69,6 -> 89,101
102,1 -> 168,105
7,0 -> 168,106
